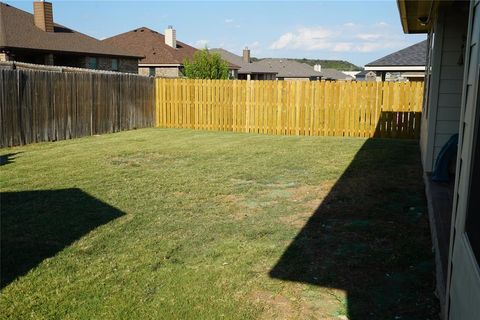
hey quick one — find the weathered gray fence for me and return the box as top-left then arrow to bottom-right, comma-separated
0,69 -> 155,147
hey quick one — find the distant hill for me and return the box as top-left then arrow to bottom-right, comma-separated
251,57 -> 363,71
290,59 -> 363,71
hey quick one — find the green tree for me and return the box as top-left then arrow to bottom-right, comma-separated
183,49 -> 229,79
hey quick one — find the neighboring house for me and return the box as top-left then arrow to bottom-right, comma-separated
313,65 -> 353,81
253,59 -> 322,80
354,70 -> 377,82
364,40 -> 427,82
103,27 -> 239,78
210,48 -> 277,80
342,70 -> 361,79
398,1 -> 479,319
0,1 -> 141,73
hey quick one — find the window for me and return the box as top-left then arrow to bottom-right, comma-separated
89,57 -> 97,69
111,58 -> 119,71
149,67 -> 156,77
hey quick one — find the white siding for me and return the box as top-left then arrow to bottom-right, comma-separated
419,30 -> 438,171
431,10 -> 468,168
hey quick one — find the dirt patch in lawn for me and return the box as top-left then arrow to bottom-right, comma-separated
290,181 -> 336,202
223,181 -> 336,224
279,181 -> 336,228
251,290 -> 294,320
222,194 -> 278,220
250,286 -> 346,320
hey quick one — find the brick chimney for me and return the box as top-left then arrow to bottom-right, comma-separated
33,1 -> 54,32
165,26 -> 176,49
243,47 -> 250,63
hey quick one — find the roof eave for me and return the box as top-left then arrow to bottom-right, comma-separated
0,46 -> 142,59
365,65 -> 426,71
397,0 -> 443,34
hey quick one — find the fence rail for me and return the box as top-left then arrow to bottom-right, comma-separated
155,79 -> 423,139
0,69 -> 155,147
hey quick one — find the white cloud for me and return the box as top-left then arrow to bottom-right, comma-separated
269,24 -> 412,54
270,27 -> 334,50
244,41 -> 262,54
225,18 -> 234,23
376,21 -> 389,27
356,33 -> 382,41
333,42 -> 353,52
195,39 -> 209,48
247,41 -> 261,50
354,41 -> 405,53
270,32 -> 294,49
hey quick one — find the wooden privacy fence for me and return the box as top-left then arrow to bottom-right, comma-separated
0,69 -> 155,147
155,79 -> 424,139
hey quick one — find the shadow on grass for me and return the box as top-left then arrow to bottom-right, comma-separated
0,152 -> 22,166
1,188 -> 124,288
269,139 -> 438,319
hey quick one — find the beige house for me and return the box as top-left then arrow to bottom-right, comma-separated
398,0 -> 480,319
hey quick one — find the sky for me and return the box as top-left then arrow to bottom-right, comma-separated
7,0 -> 426,67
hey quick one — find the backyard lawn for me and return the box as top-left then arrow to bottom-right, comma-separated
0,128 -> 438,319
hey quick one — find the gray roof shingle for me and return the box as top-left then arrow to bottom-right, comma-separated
365,40 -> 427,67
320,68 -> 352,80
253,59 -> 322,78
210,48 -> 277,74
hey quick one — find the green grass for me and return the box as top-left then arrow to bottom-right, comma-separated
0,129 -> 438,319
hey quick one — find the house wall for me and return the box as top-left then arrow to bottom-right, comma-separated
279,77 -> 310,81
432,11 -> 468,164
85,57 -> 138,73
420,10 -> 467,172
138,66 -> 181,78
117,58 -> 138,73
1,50 -> 137,73
239,73 -> 276,80
447,1 -> 480,319
420,33 -> 435,171
229,69 -> 238,79
0,52 -> 9,62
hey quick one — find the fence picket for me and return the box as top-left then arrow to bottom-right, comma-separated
154,79 -> 423,139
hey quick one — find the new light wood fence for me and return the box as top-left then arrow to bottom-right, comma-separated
1,69 -> 155,147
155,79 -> 424,139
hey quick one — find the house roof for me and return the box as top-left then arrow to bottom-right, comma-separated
365,40 -> 427,67
253,59 -> 322,78
210,48 -> 277,75
103,28 -> 239,69
0,2 -> 141,58
320,68 -> 353,81
355,70 -> 371,77
102,27 -> 196,65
